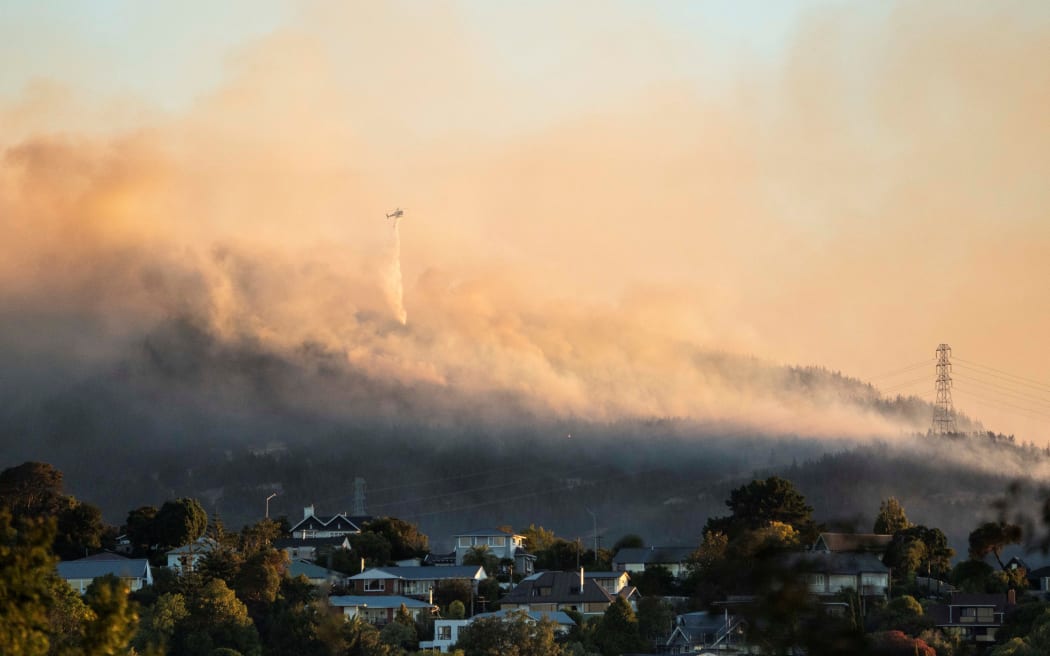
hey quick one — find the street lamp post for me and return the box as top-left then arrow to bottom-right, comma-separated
265,492 -> 278,519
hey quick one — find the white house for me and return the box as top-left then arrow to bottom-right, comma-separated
454,529 -> 535,576
328,595 -> 437,624
419,609 -> 576,653
349,566 -> 487,598
57,554 -> 153,594
165,537 -> 218,573
289,505 -> 366,539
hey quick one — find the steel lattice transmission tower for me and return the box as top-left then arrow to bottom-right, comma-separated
933,344 -> 957,434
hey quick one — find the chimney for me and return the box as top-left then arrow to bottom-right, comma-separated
1008,589 -> 1016,605
580,567 -> 585,594
304,505 -> 315,520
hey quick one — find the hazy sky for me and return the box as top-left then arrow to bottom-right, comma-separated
1,1 -> 1048,441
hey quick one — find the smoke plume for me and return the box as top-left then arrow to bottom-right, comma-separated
385,213 -> 408,325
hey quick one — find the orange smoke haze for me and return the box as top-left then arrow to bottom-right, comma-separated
1,1 -> 1048,441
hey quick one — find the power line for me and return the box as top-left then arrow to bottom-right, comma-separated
954,356 -> 1050,393
953,373 -> 1050,410
879,375 -> 932,394
864,359 -> 935,382
953,387 -> 1050,422
954,363 -> 1050,400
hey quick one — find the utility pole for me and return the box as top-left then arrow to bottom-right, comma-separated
933,344 -> 957,435
265,492 -> 278,519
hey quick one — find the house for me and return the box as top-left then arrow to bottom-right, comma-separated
274,535 -> 351,562
57,553 -> 153,594
420,609 -> 576,653
165,537 -> 218,573
499,570 -> 637,617
800,552 -> 891,598
1027,565 -> 1050,595
288,559 -> 344,587
419,619 -> 470,653
288,505 -> 367,539
584,571 -> 631,596
328,594 -> 437,624
666,611 -> 745,655
811,532 -> 893,557
454,529 -> 536,576
928,591 -> 1017,644
349,566 -> 487,599
612,546 -> 695,578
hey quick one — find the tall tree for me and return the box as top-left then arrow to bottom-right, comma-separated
873,497 -> 911,535
154,498 -> 208,549
708,476 -> 814,539
124,506 -> 158,557
969,522 -> 1023,570
363,517 -> 429,561
0,462 -> 66,517
53,500 -> 105,560
80,574 -> 139,656
0,509 -> 57,656
457,611 -> 563,656
596,597 -> 646,656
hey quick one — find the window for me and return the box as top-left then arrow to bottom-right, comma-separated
458,537 -> 473,548
437,626 -> 452,640
539,587 -> 552,597
364,580 -> 385,592
807,574 -> 825,591
488,536 -> 505,547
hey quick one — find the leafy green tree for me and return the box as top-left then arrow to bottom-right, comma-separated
871,595 -> 931,636
433,580 -> 472,614
0,508 -> 57,656
476,577 -> 503,614
0,462 -> 66,517
233,548 -> 287,609
124,506 -> 158,557
595,597 -> 645,656
520,525 -> 556,553
47,574 -> 92,656
133,591 -> 188,654
176,578 -> 261,656
347,531 -> 392,567
873,497 -> 911,535
463,545 -> 497,573
81,574 -> 138,656
363,517 -> 428,561
706,476 -> 815,539
884,525 -> 954,580
969,522 -> 1023,570
456,611 -> 563,656
53,500 -> 105,561
635,596 -> 674,645
239,519 -> 284,556
155,498 -> 208,549
340,616 -> 393,656
448,600 -> 466,619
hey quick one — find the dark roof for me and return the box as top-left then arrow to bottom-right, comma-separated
928,592 -> 1015,627
813,533 -> 893,553
329,595 -> 436,610
288,560 -> 341,580
947,592 -> 1013,609
788,551 -> 890,574
457,529 -> 521,538
499,571 -> 615,605
57,558 -> 151,580
351,566 -> 486,581
80,552 -> 129,561
274,536 -> 350,549
288,513 -> 364,533
612,547 -> 695,566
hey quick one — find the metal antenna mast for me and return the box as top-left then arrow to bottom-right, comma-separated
933,344 -> 957,434
353,477 -> 367,516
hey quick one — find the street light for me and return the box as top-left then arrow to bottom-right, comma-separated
265,492 -> 278,519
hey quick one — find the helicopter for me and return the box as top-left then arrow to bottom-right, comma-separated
385,208 -> 404,219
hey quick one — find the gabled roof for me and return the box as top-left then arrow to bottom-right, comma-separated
812,533 -> 893,553
288,512 -> 364,534
473,608 -> 577,626
288,559 -> 341,580
57,558 -> 151,581
350,566 -> 486,581
612,546 -> 695,566
329,595 -> 437,610
166,537 -> 219,556
499,571 -> 615,605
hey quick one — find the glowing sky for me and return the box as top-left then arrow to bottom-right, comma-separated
1,1 -> 1048,441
